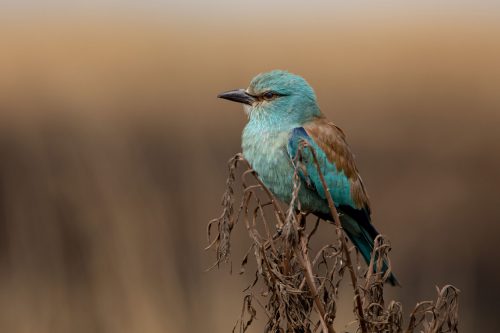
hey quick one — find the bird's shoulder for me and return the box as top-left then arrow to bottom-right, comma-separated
301,117 -> 354,175
294,117 -> 371,211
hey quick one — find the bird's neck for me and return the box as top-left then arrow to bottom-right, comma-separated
245,116 -> 298,134
242,116 -> 292,155
245,99 -> 321,133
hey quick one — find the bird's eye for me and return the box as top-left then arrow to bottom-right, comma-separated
262,91 -> 276,101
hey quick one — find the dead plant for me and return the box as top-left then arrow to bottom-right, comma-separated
207,152 -> 459,333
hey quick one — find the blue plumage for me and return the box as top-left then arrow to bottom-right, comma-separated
288,127 -> 356,208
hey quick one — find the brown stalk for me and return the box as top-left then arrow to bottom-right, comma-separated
304,143 -> 368,333
294,213 -> 336,333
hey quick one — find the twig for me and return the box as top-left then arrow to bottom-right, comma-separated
294,213 -> 337,333
303,143 -> 368,333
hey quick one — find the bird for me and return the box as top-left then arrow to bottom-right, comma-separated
217,70 -> 398,286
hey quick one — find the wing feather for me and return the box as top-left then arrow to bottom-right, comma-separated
289,117 -> 370,211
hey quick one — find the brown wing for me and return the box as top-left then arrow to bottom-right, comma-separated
303,117 -> 371,211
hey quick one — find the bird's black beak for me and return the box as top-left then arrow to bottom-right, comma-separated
217,89 -> 256,105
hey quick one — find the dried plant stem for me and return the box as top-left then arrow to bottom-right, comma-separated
306,144 -> 368,333
295,213 -> 336,333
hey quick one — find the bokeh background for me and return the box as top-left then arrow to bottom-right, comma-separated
1,1 -> 499,332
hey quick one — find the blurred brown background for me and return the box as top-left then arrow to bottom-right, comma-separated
0,1 -> 499,332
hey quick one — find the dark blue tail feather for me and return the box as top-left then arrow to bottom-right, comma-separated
323,206 -> 400,287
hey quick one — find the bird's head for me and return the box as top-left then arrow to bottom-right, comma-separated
218,70 -> 321,127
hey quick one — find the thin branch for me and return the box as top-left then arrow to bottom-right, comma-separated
303,143 -> 368,333
294,213 -> 337,333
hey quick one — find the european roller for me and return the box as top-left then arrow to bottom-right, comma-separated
218,70 -> 398,286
